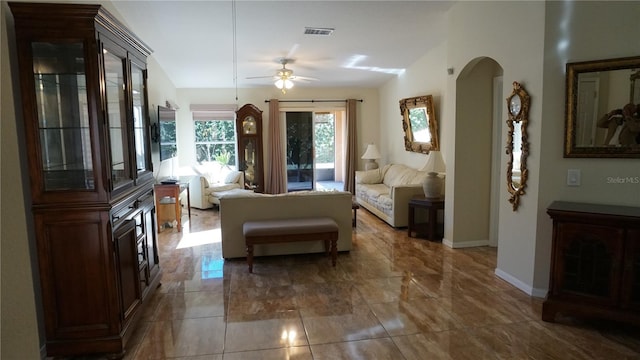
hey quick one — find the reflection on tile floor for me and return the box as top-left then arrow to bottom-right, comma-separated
117,208 -> 640,359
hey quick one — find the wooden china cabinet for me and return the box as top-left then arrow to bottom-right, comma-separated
543,201 -> 640,325
10,3 -> 161,358
236,104 -> 264,192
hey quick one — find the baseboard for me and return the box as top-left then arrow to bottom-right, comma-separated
494,268 -> 547,298
442,238 -> 489,248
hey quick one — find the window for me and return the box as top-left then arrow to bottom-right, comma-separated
191,104 -> 240,167
194,118 -> 237,166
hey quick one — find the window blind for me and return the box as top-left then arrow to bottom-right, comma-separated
190,104 -> 237,121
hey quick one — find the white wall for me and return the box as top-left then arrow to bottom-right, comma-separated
379,40 -> 449,171
452,58 -> 501,245
146,56 -> 177,170
445,1 -> 546,294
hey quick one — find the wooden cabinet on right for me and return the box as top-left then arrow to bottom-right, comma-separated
543,201 -> 640,325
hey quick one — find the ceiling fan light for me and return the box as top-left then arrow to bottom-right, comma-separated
275,79 -> 285,89
284,79 -> 294,89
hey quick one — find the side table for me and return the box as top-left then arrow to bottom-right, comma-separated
408,195 -> 444,241
154,181 -> 191,232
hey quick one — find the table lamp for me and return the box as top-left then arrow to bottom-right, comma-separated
361,144 -> 381,170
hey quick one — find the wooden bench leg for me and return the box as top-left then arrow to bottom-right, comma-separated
246,243 -> 254,273
331,238 -> 337,267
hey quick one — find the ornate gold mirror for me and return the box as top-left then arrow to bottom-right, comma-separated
400,95 -> 439,153
506,81 -> 530,211
565,56 -> 640,158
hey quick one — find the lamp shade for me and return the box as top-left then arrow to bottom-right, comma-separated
420,150 -> 446,174
361,144 -> 381,160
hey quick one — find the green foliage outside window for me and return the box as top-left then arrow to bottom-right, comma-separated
314,114 -> 335,164
194,120 -> 237,165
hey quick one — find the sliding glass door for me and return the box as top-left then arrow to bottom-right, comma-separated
286,112 -> 314,191
286,111 -> 339,192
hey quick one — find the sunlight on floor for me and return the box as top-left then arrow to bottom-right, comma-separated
176,227 -> 221,249
201,255 -> 224,279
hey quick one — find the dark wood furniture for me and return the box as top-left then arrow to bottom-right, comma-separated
236,104 -> 264,192
243,217 -> 339,273
408,195 -> 444,241
10,3 -> 161,357
352,200 -> 360,227
543,201 -> 640,325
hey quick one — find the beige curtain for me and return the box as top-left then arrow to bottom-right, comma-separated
344,99 -> 357,193
265,99 -> 287,194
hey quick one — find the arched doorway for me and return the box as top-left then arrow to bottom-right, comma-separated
450,57 -> 503,248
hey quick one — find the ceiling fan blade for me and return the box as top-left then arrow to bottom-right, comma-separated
291,75 -> 318,81
246,75 -> 277,80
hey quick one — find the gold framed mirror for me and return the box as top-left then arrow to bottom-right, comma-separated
506,81 -> 530,211
565,56 -> 640,158
400,95 -> 439,154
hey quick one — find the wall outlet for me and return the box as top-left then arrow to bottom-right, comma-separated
567,169 -> 581,186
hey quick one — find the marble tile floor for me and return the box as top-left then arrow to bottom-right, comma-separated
73,208 -> 640,359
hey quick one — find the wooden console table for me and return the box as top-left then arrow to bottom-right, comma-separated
154,181 -> 190,232
543,201 -> 640,325
408,195 -> 444,241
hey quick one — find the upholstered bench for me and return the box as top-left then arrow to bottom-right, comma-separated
242,217 -> 339,273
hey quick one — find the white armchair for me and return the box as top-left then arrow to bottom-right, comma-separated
188,162 -> 245,209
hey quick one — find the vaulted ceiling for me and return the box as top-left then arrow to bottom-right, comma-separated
111,1 -> 455,89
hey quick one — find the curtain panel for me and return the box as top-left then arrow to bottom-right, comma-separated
265,99 -> 287,194
344,99 -> 357,193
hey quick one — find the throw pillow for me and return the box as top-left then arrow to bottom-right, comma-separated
224,171 -> 242,184
356,169 -> 382,184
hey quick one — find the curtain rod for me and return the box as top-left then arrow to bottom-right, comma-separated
264,99 -> 363,103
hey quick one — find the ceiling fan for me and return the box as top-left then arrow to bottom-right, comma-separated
247,58 -> 317,94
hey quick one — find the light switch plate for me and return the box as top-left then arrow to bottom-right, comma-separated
567,169 -> 581,186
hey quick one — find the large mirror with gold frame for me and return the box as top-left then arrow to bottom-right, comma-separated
506,81 -> 530,211
400,95 -> 439,154
565,56 -> 640,158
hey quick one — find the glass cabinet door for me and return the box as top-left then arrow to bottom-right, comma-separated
32,42 -> 94,191
131,61 -> 151,178
103,47 -> 131,190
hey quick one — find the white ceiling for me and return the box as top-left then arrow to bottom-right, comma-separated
111,1 -> 455,89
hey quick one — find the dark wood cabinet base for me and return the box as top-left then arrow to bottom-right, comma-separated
544,201 -> 640,326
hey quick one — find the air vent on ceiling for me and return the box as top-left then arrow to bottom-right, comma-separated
304,27 -> 334,36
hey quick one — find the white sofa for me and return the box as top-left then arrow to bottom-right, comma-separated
356,164 -> 434,227
219,190 -> 353,259
188,162 -> 246,209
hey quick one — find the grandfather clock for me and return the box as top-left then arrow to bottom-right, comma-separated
236,104 -> 264,192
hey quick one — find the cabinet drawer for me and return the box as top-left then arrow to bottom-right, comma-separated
137,190 -> 155,209
111,203 -> 136,227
